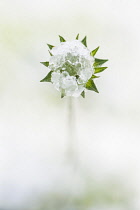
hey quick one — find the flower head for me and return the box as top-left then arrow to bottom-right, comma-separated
40,35 -> 108,98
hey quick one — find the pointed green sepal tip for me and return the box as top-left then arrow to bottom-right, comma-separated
47,44 -> 54,50
94,67 -> 108,74
94,58 -> 108,67
86,79 -> 99,93
81,36 -> 87,47
76,33 -> 79,40
61,89 -> 65,98
61,94 -> 65,98
59,35 -> 66,42
48,50 -> 53,56
90,46 -> 100,57
81,91 -> 85,98
40,71 -> 53,82
91,74 -> 100,79
40,61 -> 49,67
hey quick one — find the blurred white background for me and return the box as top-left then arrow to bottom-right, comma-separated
0,0 -> 140,209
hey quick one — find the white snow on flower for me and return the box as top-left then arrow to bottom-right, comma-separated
49,40 -> 94,97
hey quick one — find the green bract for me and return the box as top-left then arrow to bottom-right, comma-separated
40,34 -> 108,98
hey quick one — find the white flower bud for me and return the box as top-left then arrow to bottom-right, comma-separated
40,36 -> 108,97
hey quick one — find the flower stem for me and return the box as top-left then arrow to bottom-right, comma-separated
66,97 -> 77,165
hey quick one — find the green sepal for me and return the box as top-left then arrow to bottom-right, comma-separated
59,35 -> 66,42
94,67 -> 108,74
47,44 -> 54,50
40,71 -> 53,82
90,46 -> 99,57
81,91 -> 85,98
81,36 -> 87,47
40,61 -> 49,67
61,89 -> 65,98
48,50 -> 53,56
76,33 -> 79,40
91,74 -> 100,79
94,58 -> 108,67
86,79 -> 99,93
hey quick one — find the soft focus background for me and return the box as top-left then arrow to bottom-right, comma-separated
0,0 -> 140,209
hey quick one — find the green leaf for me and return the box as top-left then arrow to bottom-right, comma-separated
81,91 -> 85,98
81,36 -> 87,47
91,74 -> 100,79
94,67 -> 108,74
47,44 -> 54,50
90,46 -> 99,57
86,79 -> 99,93
59,35 -> 66,42
48,50 -> 53,56
40,61 -> 49,67
94,58 -> 108,67
40,71 -> 53,82
76,33 -> 79,40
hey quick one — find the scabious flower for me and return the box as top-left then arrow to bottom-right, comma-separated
40,34 -> 108,98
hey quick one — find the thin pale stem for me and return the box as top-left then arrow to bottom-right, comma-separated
66,97 -> 77,164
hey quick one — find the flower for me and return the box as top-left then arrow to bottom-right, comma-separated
40,35 -> 108,98
49,40 -> 94,97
